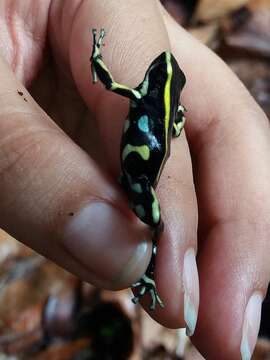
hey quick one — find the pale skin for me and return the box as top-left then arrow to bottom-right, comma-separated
0,1 -> 270,359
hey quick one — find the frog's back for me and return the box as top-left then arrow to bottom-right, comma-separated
120,51 -> 186,187
139,51 -> 186,120
136,51 -> 186,146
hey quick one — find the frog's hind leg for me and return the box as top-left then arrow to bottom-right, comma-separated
131,242 -> 164,310
127,175 -> 164,310
173,104 -> 187,137
128,175 -> 161,229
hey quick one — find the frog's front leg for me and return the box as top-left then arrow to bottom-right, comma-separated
173,104 -> 187,137
90,29 -> 141,101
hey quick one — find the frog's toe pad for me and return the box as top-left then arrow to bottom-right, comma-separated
98,28 -> 106,45
131,296 -> 140,305
131,275 -> 164,310
173,121 -> 185,137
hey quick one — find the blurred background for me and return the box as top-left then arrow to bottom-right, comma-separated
0,0 -> 269,359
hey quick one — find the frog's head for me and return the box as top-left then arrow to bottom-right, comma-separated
138,52 -> 186,112
139,52 -> 186,100
138,52 -> 169,97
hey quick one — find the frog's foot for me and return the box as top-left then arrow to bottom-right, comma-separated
90,28 -> 106,83
179,104 -> 187,113
97,28 -> 106,47
173,120 -> 185,137
173,104 -> 187,137
131,274 -> 164,310
91,28 -> 105,50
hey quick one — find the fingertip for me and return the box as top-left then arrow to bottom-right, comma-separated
192,221 -> 269,360
61,201 -> 153,289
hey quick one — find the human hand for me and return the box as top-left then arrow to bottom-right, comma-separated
1,1 -> 270,359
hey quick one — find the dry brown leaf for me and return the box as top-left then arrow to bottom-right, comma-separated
31,339 -> 90,360
11,303 -> 43,334
229,59 -> 270,118
188,22 -> 219,47
0,259 -> 76,338
0,230 -> 33,264
194,0 -> 250,22
0,305 -> 43,355
221,0 -> 270,57
223,0 -> 270,57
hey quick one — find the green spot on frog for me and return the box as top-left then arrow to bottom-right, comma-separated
138,115 -> 149,133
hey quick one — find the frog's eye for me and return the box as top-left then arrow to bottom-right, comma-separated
137,52 -> 168,98
147,53 -> 166,74
145,62 -> 167,92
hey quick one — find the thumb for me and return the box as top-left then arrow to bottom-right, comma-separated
0,55 -> 152,289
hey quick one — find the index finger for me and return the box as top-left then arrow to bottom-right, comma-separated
162,5 -> 270,359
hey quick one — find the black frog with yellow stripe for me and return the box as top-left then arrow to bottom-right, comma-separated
90,29 -> 186,310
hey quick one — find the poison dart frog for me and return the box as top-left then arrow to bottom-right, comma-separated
90,29 -> 186,310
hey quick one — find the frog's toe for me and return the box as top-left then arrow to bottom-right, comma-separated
173,128 -> 181,138
149,289 -> 164,310
98,28 -> 106,45
156,294 -> 165,308
131,281 -> 141,288
131,295 -> 140,305
131,274 -> 164,310
100,28 -> 105,38
149,289 -> 156,310
173,122 -> 184,137
91,28 -> 98,48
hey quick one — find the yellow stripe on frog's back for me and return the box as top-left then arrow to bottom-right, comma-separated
154,52 -> 173,186
164,52 -> 173,149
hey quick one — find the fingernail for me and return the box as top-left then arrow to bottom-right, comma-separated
240,291 -> 263,360
62,202 -> 152,287
183,248 -> 200,336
